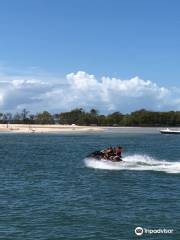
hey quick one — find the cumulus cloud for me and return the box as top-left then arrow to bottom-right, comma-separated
0,70 -> 179,113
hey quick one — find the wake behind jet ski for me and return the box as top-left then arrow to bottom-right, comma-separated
87,146 -> 123,162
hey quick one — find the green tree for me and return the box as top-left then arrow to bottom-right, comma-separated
0,113 -> 3,123
13,113 -> 22,123
59,108 -> 85,124
106,112 -> 124,126
21,109 -> 29,123
90,108 -> 98,116
36,111 -> 54,124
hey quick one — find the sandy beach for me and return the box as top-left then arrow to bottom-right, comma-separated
0,124 -> 106,133
0,124 -> 164,134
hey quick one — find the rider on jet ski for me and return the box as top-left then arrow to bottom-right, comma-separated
101,146 -> 123,161
114,146 -> 122,158
88,146 -> 123,161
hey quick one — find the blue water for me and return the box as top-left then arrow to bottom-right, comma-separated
0,132 -> 180,239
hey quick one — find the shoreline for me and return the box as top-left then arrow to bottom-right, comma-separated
0,124 -> 105,133
0,124 -> 167,134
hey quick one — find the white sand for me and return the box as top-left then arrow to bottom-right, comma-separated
0,124 -> 163,134
0,124 -> 105,133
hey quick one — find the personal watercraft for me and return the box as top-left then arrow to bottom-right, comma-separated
87,150 -> 123,162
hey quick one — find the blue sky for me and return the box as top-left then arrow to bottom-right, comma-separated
0,0 -> 180,113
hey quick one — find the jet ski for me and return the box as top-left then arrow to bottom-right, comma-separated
87,147 -> 123,162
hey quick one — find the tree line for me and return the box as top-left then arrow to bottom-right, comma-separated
1,108 -> 180,126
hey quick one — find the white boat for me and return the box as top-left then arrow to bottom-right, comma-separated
160,128 -> 180,134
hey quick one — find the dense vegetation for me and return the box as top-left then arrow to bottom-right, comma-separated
1,108 -> 180,126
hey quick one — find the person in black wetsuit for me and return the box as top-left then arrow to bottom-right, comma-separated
103,146 -> 114,160
114,146 -> 123,160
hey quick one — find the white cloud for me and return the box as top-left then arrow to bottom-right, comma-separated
0,70 -> 179,113
11,79 -> 47,88
67,71 -> 99,90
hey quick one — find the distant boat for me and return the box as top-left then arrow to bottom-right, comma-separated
160,128 -> 180,134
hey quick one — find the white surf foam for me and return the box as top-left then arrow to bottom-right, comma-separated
84,154 -> 180,174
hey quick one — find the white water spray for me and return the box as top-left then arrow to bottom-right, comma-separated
84,155 -> 180,174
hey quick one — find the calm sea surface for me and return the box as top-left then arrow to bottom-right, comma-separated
0,130 -> 180,240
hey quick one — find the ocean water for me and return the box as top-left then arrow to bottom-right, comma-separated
0,131 -> 180,240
